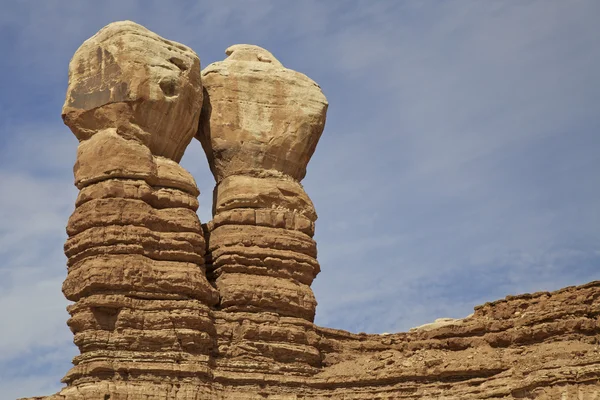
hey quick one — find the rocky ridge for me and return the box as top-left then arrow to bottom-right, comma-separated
22,21 -> 600,400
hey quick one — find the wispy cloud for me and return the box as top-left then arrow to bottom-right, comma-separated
0,121 -> 78,397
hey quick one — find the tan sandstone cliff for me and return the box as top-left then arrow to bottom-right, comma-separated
22,21 -> 600,400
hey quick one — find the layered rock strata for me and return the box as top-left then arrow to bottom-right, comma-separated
197,44 -> 328,324
23,21 -> 600,400
306,280 -> 600,399
195,45 -> 328,378
58,21 -> 218,392
30,282 -> 600,399
199,281 -> 600,399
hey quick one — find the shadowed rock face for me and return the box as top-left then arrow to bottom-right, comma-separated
58,21 -> 218,392
197,44 -> 328,322
24,21 -> 600,400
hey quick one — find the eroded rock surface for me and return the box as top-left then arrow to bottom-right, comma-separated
23,22 -> 600,400
56,20 -> 217,394
63,21 -> 203,162
28,281 -> 600,399
197,44 -> 328,322
193,44 -> 328,381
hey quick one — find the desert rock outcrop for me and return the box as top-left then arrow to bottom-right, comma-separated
22,21 -> 600,400
58,21 -> 217,394
197,44 -> 327,322
195,44 -> 328,380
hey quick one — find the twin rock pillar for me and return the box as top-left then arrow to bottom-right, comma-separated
61,22 -> 217,395
198,45 -> 328,376
59,22 -> 327,395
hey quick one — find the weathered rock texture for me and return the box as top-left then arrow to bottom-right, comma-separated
193,45 -> 329,381
24,22 -> 600,400
27,281 -> 600,399
198,44 -> 328,323
57,21 -> 218,396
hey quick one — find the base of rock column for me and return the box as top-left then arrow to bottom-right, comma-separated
22,281 -> 600,399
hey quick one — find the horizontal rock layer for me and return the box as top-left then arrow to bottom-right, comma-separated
27,281 -> 600,399
197,45 -> 327,326
61,156 -> 219,387
56,20 -> 218,390
25,22 -> 599,400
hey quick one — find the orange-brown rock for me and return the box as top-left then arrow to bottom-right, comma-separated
27,282 -> 600,399
198,44 -> 328,323
51,20 -> 218,396
198,44 -> 328,182
24,22 -> 600,400
62,21 -> 203,162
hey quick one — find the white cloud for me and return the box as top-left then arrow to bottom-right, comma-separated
0,269 -> 71,360
0,122 -> 77,397
0,374 -> 67,400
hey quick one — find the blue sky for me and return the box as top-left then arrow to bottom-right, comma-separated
1,1 -> 599,398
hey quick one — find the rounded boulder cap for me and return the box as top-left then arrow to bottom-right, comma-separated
198,45 -> 328,182
224,44 -> 284,67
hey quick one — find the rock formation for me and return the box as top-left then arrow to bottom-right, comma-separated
198,44 -> 327,323
22,21 -> 600,400
57,21 -> 218,398
196,43 -> 328,381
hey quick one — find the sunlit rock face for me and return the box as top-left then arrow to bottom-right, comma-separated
197,44 -> 328,322
62,20 -> 203,162
198,44 -> 327,182
59,21 -> 218,394
194,46 -> 329,381
24,21 -> 600,400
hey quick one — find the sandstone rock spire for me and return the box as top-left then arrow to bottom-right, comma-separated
23,21 -> 600,400
198,44 -> 328,322
60,21 -> 218,394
